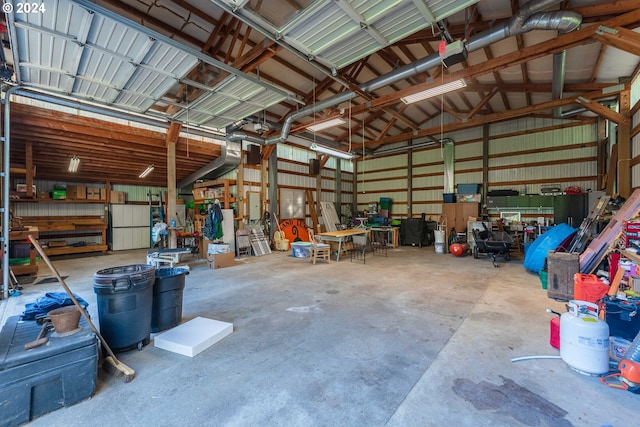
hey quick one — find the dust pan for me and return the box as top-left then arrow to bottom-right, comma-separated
48,306 -> 81,333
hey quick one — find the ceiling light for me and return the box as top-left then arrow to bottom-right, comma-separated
306,117 -> 346,132
373,141 -> 436,156
139,164 -> 155,178
68,156 -> 80,173
310,143 -> 355,160
401,79 -> 467,104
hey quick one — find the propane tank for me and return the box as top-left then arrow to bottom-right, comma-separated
560,300 -> 610,375
449,243 -> 470,257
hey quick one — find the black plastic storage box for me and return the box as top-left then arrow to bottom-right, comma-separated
93,264 -> 155,352
605,297 -> 640,341
151,267 -> 188,332
0,316 -> 98,427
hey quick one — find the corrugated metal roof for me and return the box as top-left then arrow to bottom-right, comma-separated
6,0 -> 298,131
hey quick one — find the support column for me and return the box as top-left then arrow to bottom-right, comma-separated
166,122 -> 181,249
407,140 -> 413,218
618,89 -> 631,198
482,124 -> 489,216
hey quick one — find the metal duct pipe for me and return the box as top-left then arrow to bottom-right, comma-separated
8,86 -> 226,140
227,131 -> 267,145
552,50 -> 567,118
176,139 -> 241,189
12,87 -> 170,129
266,0 -> 581,145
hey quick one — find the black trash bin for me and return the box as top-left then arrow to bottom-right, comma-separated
93,264 -> 155,352
151,267 -> 188,333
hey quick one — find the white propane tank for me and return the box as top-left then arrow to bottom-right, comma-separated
560,300 -> 610,375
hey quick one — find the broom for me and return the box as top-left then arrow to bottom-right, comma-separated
28,235 -> 135,383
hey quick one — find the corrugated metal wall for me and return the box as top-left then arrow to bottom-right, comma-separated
13,105 -> 615,234
354,116 -> 598,220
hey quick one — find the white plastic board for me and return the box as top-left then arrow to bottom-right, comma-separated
154,317 -> 233,357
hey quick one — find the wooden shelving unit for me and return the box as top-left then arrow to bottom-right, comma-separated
8,226 -> 39,276
11,197 -> 108,203
193,179 -> 237,258
20,216 -> 108,256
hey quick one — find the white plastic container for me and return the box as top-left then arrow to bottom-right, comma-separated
610,336 -> 632,362
560,300 -> 610,375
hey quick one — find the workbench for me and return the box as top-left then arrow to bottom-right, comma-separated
317,229 -> 369,262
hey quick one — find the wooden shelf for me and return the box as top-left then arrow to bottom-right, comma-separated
11,198 -> 107,203
21,216 -> 107,256
43,244 -> 108,256
8,226 -> 39,276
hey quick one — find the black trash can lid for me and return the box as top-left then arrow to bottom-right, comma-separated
94,264 -> 155,287
155,267 -> 190,278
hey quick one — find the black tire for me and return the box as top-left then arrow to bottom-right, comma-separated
473,246 -> 479,259
504,251 -> 510,261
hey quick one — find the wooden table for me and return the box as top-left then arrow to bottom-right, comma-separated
317,229 -> 368,261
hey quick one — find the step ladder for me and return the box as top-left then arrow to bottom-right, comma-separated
149,192 -> 165,248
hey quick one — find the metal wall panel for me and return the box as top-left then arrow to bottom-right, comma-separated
14,201 -> 104,218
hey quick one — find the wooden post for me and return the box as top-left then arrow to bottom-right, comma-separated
166,122 -> 181,249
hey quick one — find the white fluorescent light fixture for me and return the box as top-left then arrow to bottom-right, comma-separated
373,141 -> 436,156
306,117 -> 346,132
139,164 -> 155,178
401,79 -> 467,104
68,155 -> 80,173
310,143 -> 355,160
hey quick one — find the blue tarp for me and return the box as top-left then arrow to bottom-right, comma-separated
523,223 -> 577,273
21,292 -> 88,320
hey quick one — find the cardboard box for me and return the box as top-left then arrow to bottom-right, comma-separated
16,184 -> 36,193
100,188 -> 107,200
37,191 -> 49,199
456,193 -> 481,203
192,188 -> 207,199
66,185 -> 86,199
110,191 -> 126,204
208,243 -> 231,254
207,252 -> 235,269
86,188 -> 101,200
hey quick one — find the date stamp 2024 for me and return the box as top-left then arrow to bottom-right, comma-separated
3,2 -> 46,14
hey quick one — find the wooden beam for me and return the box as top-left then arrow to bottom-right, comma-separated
166,122 -> 182,147
468,87 -> 498,120
575,96 -> 630,125
618,89 -> 632,198
593,26 -> 640,56
362,85 -> 629,147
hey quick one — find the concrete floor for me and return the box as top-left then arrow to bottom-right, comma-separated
1,246 -> 637,427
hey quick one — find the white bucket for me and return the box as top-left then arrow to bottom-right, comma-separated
434,230 -> 445,244
435,242 -> 445,254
